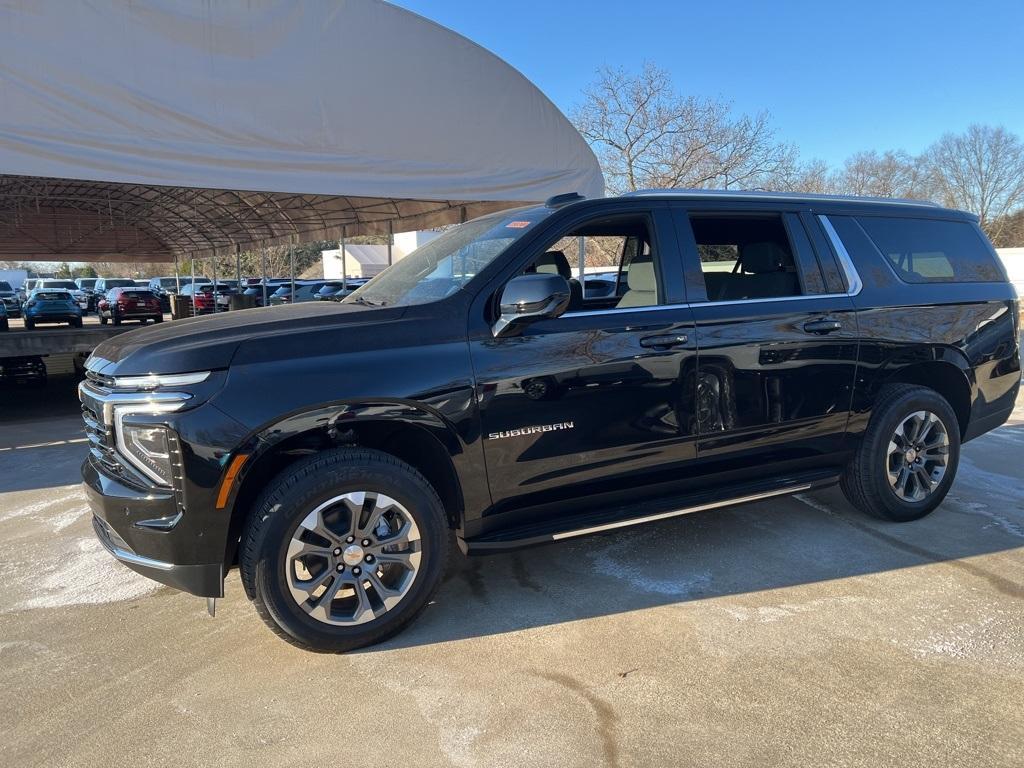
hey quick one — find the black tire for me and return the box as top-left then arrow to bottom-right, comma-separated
72,317 -> 83,328
241,448 -> 450,652
99,315 -> 108,325
154,315 -> 164,323
841,384 -> 960,522
112,313 -> 121,326
0,319 -> 8,331
24,318 -> 34,330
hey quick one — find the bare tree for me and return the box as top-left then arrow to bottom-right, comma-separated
839,150 -> 932,199
572,64 -> 797,194
926,125 -> 1024,240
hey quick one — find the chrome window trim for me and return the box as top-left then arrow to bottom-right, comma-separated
817,215 -> 864,296
558,217 -> 862,320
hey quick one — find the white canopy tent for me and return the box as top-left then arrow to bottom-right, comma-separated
0,0 -> 603,263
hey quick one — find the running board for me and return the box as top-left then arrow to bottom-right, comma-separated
460,471 -> 839,554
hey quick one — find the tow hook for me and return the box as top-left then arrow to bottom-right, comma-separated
206,597 -> 217,617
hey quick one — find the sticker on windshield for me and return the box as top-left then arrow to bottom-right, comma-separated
506,221 -> 532,229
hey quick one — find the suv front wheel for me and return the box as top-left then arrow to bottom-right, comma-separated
841,384 -> 960,522
241,448 -> 449,652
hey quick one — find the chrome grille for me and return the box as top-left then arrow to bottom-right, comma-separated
85,369 -> 116,388
80,401 -> 124,477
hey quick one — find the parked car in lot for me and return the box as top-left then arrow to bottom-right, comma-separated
97,287 -> 164,325
0,280 -> 21,317
268,280 -> 329,305
242,279 -> 290,306
80,190 -> 1020,652
24,289 -> 83,328
37,279 -> 89,310
93,277 -> 138,299
313,279 -> 369,301
180,282 -> 235,313
0,355 -> 46,386
75,277 -> 100,311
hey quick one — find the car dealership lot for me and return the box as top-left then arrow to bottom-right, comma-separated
1,386 -> 1022,768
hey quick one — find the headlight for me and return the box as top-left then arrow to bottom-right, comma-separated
120,423 -> 174,485
111,400 -> 187,486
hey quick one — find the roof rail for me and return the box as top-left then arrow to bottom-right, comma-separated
621,188 -> 941,207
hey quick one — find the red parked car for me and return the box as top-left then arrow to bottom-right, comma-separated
97,287 -> 164,325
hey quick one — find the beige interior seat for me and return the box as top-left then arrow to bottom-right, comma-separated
616,260 -> 657,308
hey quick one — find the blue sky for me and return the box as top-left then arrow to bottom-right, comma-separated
393,0 -> 1024,167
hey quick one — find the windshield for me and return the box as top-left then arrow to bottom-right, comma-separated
42,280 -> 77,289
343,207 -> 549,308
0,281 -> 12,292
105,279 -> 135,288
77,279 -> 97,288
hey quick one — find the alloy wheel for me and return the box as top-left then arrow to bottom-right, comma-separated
885,410 -> 949,502
285,492 -> 422,625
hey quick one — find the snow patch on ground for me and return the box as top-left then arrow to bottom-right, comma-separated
11,536 -> 160,611
0,489 -> 85,523
951,499 -> 1024,539
902,616 -> 1001,660
793,493 -> 836,516
719,595 -> 869,623
48,505 -> 89,532
586,535 -> 711,596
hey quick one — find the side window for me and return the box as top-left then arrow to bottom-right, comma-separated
690,214 -> 817,301
523,215 -> 661,311
855,216 -> 1003,283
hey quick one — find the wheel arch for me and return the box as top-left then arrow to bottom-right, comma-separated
877,353 -> 973,438
222,401 -> 467,566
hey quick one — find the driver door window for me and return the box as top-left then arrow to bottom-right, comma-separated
523,215 -> 664,313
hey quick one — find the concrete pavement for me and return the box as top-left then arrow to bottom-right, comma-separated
1,386 -> 1022,767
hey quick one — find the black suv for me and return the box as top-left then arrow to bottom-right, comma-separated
80,191 -> 1020,652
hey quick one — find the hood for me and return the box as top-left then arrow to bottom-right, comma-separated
88,302 -> 407,376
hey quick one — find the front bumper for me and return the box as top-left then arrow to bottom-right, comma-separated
84,459 -> 224,597
92,513 -> 223,597
78,370 -> 249,599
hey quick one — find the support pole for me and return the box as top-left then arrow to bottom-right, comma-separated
340,227 -> 348,292
387,220 -> 393,266
212,254 -> 218,313
235,244 -> 241,287
261,245 -> 268,307
289,247 -> 295,303
577,235 -> 585,285
173,253 -> 180,293
190,255 -> 196,316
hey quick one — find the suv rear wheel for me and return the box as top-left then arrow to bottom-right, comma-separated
841,384 -> 960,521
241,448 -> 449,652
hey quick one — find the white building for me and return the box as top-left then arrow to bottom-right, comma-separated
995,248 -> 1024,297
322,230 -> 442,279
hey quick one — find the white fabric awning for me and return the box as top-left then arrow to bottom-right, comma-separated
0,0 -> 603,261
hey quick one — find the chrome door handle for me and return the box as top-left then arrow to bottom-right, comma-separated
639,333 -> 689,348
803,319 -> 842,334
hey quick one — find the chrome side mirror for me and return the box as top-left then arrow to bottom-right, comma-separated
492,273 -> 570,337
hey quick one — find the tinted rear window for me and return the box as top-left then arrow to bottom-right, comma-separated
856,216 -> 1003,283
0,281 -> 12,291
121,291 -> 155,299
35,292 -> 70,300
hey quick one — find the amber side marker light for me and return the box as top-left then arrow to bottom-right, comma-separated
216,454 -> 250,509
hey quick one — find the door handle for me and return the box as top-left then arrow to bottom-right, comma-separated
640,333 -> 689,349
803,318 -> 842,334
